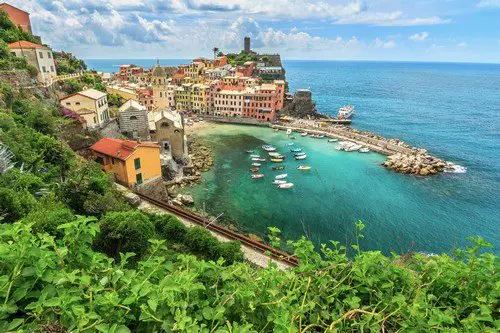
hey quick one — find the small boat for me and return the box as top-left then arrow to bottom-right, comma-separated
359,147 -> 370,153
246,150 -> 255,153
268,152 -> 282,157
250,154 -> 260,158
345,144 -> 362,152
252,158 -> 266,162
272,165 -> 285,171
297,165 -> 311,170
275,174 -> 288,179
286,143 -> 294,146
252,174 -> 264,179
286,128 -> 292,135
294,152 -> 306,157
317,135 -> 325,138
262,145 -> 277,152
301,132 -> 308,137
251,163 -> 261,166
278,183 -> 294,189
295,154 -> 307,160
328,139 -> 338,143
250,167 -> 260,172
338,105 -> 355,119
290,148 -> 302,153
271,158 -> 283,163
272,180 -> 287,185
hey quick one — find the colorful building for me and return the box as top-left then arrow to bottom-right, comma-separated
8,40 -> 57,82
106,85 -> 138,101
90,138 -> 161,187
60,89 -> 110,129
0,3 -> 31,33
175,83 -> 192,111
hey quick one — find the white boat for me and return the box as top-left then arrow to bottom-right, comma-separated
251,163 -> 261,166
278,183 -> 294,189
286,128 -> 292,135
262,145 -> 277,152
272,180 -> 287,185
338,105 -> 355,119
345,144 -> 362,152
250,154 -> 260,158
300,132 -> 308,136
290,148 -> 302,152
317,135 -> 325,138
295,154 -> 307,160
252,158 -> 266,162
294,152 -> 306,156
359,147 -> 370,153
268,152 -> 282,157
252,174 -> 264,179
275,174 -> 288,179
287,143 -> 294,146
328,139 -> 338,143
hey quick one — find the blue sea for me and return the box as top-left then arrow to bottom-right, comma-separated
86,59 -> 500,254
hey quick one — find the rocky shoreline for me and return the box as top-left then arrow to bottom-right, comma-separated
165,134 -> 214,205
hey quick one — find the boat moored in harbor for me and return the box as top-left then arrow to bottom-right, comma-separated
272,165 -> 285,170
301,132 -> 308,136
338,105 -> 355,119
271,158 -> 284,163
295,154 -> 307,160
297,165 -> 311,170
290,148 -> 302,152
272,180 -> 287,185
262,145 -> 277,152
275,174 -> 288,179
359,147 -> 370,153
328,139 -> 338,143
251,163 -> 261,166
278,183 -> 294,189
250,167 -> 260,172
252,174 -> 264,179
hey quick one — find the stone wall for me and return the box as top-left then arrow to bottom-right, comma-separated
0,70 -> 35,88
203,115 -> 270,126
118,108 -> 150,140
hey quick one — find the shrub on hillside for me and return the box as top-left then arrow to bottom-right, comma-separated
185,226 -> 221,259
219,241 -> 244,264
93,211 -> 155,261
0,187 -> 38,222
23,204 -> 76,238
153,214 -> 187,243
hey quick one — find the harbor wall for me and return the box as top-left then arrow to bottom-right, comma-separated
203,115 -> 271,127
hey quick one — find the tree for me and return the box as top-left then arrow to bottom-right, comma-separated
93,211 -> 155,261
212,47 -> 219,59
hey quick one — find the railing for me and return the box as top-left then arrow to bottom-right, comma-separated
43,71 -> 84,87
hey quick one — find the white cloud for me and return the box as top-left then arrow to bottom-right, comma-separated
477,0 -> 500,8
373,38 -> 396,49
409,32 -> 429,42
457,42 -> 467,47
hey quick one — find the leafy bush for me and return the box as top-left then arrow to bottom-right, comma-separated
93,211 -> 155,261
153,214 -> 187,243
53,51 -> 87,74
0,187 -> 38,222
185,226 -> 221,258
22,203 -> 75,238
219,241 -> 244,264
0,219 -> 496,332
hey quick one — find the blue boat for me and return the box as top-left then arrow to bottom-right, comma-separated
294,152 -> 306,157
290,148 -> 302,153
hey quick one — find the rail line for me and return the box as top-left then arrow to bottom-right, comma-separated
135,192 -> 299,267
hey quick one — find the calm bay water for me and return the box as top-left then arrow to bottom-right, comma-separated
86,59 -> 500,254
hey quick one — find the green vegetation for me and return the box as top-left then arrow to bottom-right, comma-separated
108,93 -> 125,107
0,10 -> 38,44
225,51 -> 258,66
53,51 -> 87,75
58,73 -> 106,94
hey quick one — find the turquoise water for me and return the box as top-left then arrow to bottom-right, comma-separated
86,59 -> 500,254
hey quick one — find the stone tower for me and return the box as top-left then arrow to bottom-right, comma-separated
244,36 -> 250,53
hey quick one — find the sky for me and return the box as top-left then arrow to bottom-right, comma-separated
12,0 -> 500,63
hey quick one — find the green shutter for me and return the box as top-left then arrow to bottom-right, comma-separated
136,173 -> 143,184
134,158 -> 141,170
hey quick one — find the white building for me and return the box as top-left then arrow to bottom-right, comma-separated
8,40 -> 57,83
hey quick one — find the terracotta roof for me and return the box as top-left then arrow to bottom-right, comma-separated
90,138 -> 159,161
8,40 -> 46,50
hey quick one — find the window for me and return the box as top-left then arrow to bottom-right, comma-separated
134,158 -> 141,170
39,52 -> 43,58
65,102 -> 70,106
47,52 -> 52,58
136,173 -> 143,184
42,66 -> 46,72
130,116 -> 137,120
75,102 -> 80,106
50,66 -> 54,72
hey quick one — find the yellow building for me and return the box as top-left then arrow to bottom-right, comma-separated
60,88 -> 110,129
175,83 -> 192,111
90,138 -> 161,187
191,84 -> 210,114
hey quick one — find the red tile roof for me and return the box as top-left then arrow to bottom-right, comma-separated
8,40 -> 45,50
90,138 -> 159,161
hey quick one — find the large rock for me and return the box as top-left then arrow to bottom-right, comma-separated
419,168 -> 430,176
176,194 -> 194,205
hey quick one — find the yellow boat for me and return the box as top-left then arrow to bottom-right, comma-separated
271,158 -> 284,163
297,165 -> 312,170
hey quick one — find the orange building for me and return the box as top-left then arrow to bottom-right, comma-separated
90,138 -> 161,187
0,3 -> 31,33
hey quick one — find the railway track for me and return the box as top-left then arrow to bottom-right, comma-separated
135,192 -> 299,267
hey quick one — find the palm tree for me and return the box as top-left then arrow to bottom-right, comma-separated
212,47 -> 219,59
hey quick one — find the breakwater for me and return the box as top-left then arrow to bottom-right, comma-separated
271,121 -> 463,176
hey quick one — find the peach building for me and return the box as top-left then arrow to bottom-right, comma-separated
90,138 -> 161,187
0,3 -> 31,33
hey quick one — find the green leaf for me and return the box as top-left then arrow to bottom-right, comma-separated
147,298 -> 158,312
7,318 -> 24,330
